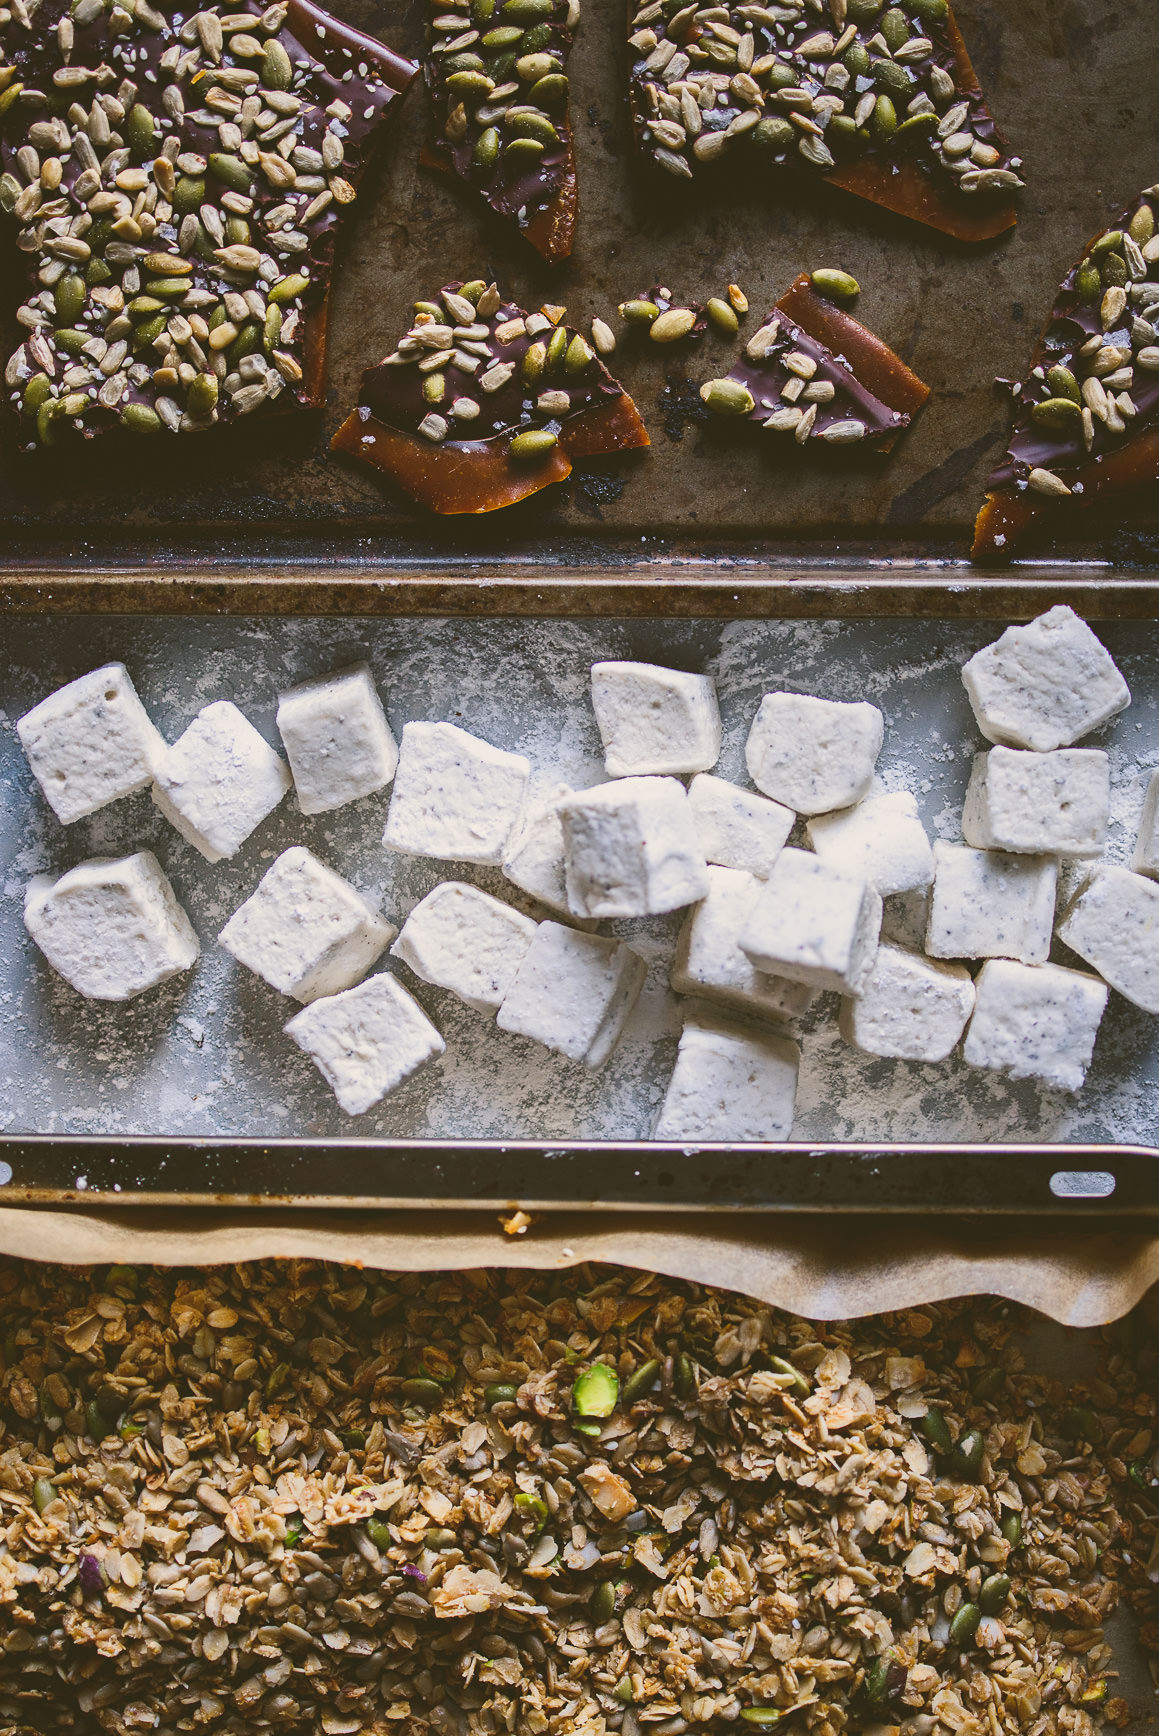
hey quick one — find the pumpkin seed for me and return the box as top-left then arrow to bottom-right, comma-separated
400,1377 -> 445,1405
767,1354 -> 810,1397
1076,260 -> 1101,303
484,1381 -> 519,1406
620,1358 -> 663,1404
33,1476 -> 56,1515
23,374 -> 52,416
504,136 -> 545,165
870,94 -> 897,141
125,103 -> 157,158
186,373 -> 219,416
650,307 -> 697,342
269,273 -> 310,304
502,0 -> 553,18
366,1515 -> 392,1550
262,39 -> 293,89
589,1579 -> 617,1622
1045,365 -> 1081,405
482,24 -> 523,46
918,1408 -> 952,1454
701,376 -> 754,415
509,110 -> 558,145
521,340 -> 547,384
880,7 -> 909,49
811,267 -> 860,301
528,72 -> 568,108
473,126 -> 500,172
978,1572 -> 1011,1614
674,1351 -> 696,1398
209,152 -> 253,194
545,324 -> 568,370
54,271 -> 86,327
1002,1510 -> 1023,1548
739,1712 -> 782,1726
949,1602 -> 981,1647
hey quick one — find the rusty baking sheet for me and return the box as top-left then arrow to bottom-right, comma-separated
1,0 -> 1158,583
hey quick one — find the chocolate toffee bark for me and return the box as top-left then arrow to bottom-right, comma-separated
423,0 -> 578,263
699,271 -> 928,449
0,0 -> 417,446
331,280 -> 649,512
628,0 -> 1021,242
974,190 -> 1159,561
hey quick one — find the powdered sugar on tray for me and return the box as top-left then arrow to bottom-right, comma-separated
1,614 -> 1157,1147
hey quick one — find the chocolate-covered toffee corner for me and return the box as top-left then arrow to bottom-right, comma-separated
0,0 -> 418,448
699,270 -> 929,451
330,280 -> 650,513
973,189 -> 1159,562
628,0 -> 1021,242
422,0 -> 579,263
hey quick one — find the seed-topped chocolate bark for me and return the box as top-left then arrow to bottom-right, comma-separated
628,0 -> 1021,242
0,0 -> 417,446
423,0 -> 578,263
331,279 -> 649,512
699,271 -> 928,449
974,190 -> 1159,560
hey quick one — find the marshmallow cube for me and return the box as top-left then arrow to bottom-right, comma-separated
745,692 -> 883,816
17,663 -> 166,825
24,851 -> 199,1001
496,921 -> 647,1068
276,663 -> 398,816
961,747 -> 1109,859
391,881 -> 538,1014
219,846 -> 395,1003
739,847 -> 882,995
502,784 -> 574,916
1057,863 -> 1159,1015
590,660 -> 722,777
560,777 -> 709,919
839,944 -> 975,1063
152,701 -> 291,862
925,842 -> 1057,965
963,959 -> 1108,1092
383,722 -> 530,865
961,606 -> 1130,753
671,865 -> 815,1023
653,1008 -> 800,1142
1132,769 -> 1159,879
688,774 -> 794,877
286,973 -> 444,1116
807,790 -> 934,896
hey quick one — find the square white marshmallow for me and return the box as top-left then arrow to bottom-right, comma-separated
806,790 -> 934,896
1132,769 -> 1159,878
383,721 -> 530,865
391,881 -> 539,1014
152,701 -> 292,862
496,920 -> 647,1068
560,777 -> 709,919
219,845 -> 395,1003
745,692 -> 883,817
671,865 -> 815,1022
963,958 -> 1108,1092
502,783 -> 575,916
590,660 -> 722,777
286,972 -> 444,1116
839,944 -> 974,1063
961,746 -> 1109,858
739,847 -> 882,995
653,1008 -> 800,1142
17,663 -> 166,825
961,606 -> 1130,753
1057,863 -> 1159,1014
688,774 -> 794,877
277,663 -> 398,816
925,842 -> 1057,964
24,851 -> 199,1001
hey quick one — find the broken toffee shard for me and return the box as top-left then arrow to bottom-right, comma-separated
973,188 -> 1159,561
422,0 -> 579,264
699,273 -> 929,449
0,0 -> 418,446
628,0 -> 1021,242
330,280 -> 649,514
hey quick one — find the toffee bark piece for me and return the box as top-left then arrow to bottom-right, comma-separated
331,280 -> 649,513
422,0 -> 579,263
627,0 -> 1020,241
973,188 -> 1159,561
0,0 -> 418,447
700,273 -> 928,451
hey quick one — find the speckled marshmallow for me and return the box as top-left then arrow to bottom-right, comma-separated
152,700 -> 292,862
687,774 -> 794,878
839,944 -> 975,1063
925,842 -> 1057,965
559,776 -> 709,919
383,721 -> 530,866
590,661 -> 722,778
653,1006 -> 800,1142
961,606 -> 1130,753
502,783 -> 575,917
285,973 -> 445,1116
1132,770 -> 1159,879
17,662 -> 166,824
961,746 -> 1109,858
219,846 -> 395,1004
738,847 -> 882,996
391,882 -> 539,1014
962,959 -> 1108,1092
744,691 -> 884,816
496,921 -> 647,1068
24,851 -> 199,1001
671,865 -> 815,1023
806,790 -> 934,896
1057,863 -> 1159,1015
276,663 -> 398,816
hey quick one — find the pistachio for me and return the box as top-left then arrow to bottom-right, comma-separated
446,68 -> 494,96
1075,260 -> 1101,303
619,298 -> 660,325
565,333 -> 593,373
484,1381 -> 519,1406
209,152 -> 253,194
739,1712 -> 782,1726
650,307 -> 697,343
1031,396 -> 1082,428
509,110 -> 558,145
186,372 -> 219,417
546,324 -> 568,370
706,297 -> 739,336
752,115 -> 795,151
572,1362 -> 619,1417
700,376 -> 754,415
513,1491 -> 549,1525
504,136 -> 546,165
33,1476 -> 56,1514
365,1515 -> 392,1550
810,267 -> 860,301
423,372 -> 446,404
125,103 -> 157,158
400,1377 -> 445,1405
1129,204 -> 1156,247
261,38 -> 293,89
521,340 -> 547,384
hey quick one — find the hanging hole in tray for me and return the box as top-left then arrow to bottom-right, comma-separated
1049,1169 -> 1116,1200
